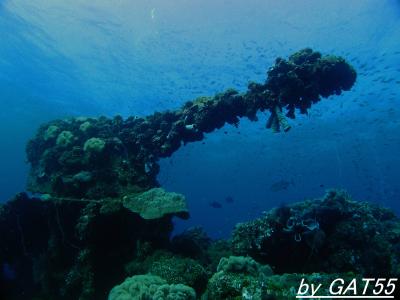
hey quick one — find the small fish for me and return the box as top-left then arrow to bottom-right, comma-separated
150,8 -> 156,20
225,196 -> 234,204
269,179 -> 294,192
209,201 -> 222,209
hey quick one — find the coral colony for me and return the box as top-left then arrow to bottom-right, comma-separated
1,49 -> 399,299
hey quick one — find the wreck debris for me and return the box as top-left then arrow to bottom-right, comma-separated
0,49 -> 361,299
26,49 -> 357,200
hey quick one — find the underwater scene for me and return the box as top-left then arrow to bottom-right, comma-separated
1,0 -> 400,299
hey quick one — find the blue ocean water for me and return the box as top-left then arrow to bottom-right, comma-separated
0,0 -> 399,239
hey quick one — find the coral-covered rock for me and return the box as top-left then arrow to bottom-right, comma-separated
148,254 -> 208,294
231,190 -> 400,276
206,257 -> 364,300
206,256 -> 272,300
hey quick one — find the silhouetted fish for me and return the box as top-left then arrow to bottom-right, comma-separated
269,179 -> 294,192
209,201 -> 222,208
225,196 -> 234,204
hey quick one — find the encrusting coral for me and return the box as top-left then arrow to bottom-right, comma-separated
83,137 -> 106,153
122,188 -> 189,220
56,130 -> 74,147
108,274 -> 196,300
206,256 -> 272,299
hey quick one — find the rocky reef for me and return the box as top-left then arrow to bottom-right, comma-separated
231,190 -> 400,276
0,49 -> 362,300
107,190 -> 399,300
1,190 -> 399,299
0,192 -> 179,299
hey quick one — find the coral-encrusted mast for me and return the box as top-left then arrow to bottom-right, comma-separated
26,48 -> 356,199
